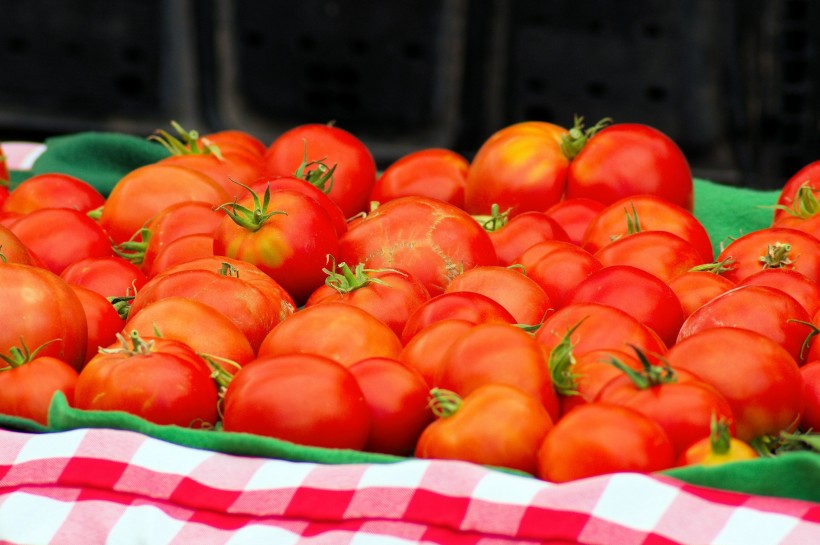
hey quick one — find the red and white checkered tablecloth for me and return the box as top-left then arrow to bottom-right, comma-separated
0,428 -> 818,544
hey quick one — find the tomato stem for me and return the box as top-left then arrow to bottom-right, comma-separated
216,182 -> 288,232
148,120 -> 223,159
709,413 -> 733,455
293,141 -> 337,195
112,228 -> 151,265
759,242 -> 793,269
0,338 -> 60,368
559,115 -> 612,160
472,203 -> 510,232
427,388 -> 463,418
547,320 -> 585,396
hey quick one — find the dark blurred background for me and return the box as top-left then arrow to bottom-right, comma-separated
0,0 -> 817,189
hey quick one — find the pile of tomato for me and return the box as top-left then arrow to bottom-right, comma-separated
1,118 -> 819,483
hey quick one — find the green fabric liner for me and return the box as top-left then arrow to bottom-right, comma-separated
4,132 -> 815,503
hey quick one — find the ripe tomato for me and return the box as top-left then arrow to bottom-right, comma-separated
544,198 -> 606,246
716,227 -> 820,284
484,211 -> 571,266
537,402 -> 675,482
773,160 -> 820,223
464,121 -> 569,216
0,144 -> 8,183
677,285 -> 812,364
567,265 -> 685,348
213,186 -> 340,305
147,233 -> 216,277
348,356 -> 433,456
264,123 -> 377,218
592,231 -> 706,283
74,332 -> 219,428
800,360 -> 820,432
9,208 -> 114,275
200,128 -> 267,159
60,256 -> 148,300
0,223 -> 41,266
398,319 -> 476,387
565,122 -> 693,211
738,268 -> 820,317
221,353 -> 371,450
665,327 -> 803,442
370,148 -> 468,208
258,302 -> 403,367
676,416 -> 759,467
338,196 -> 498,296
0,263 -> 88,370
416,384 -> 554,475
1,173 -> 105,215
666,271 -> 736,318
443,265 -> 552,326
0,343 -> 79,426
516,241 -> 603,310
305,261 -> 430,338
69,284 -> 125,367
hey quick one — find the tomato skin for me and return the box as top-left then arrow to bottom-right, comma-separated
398,319 -> 475,387
159,151 -> 263,200
69,284 -> 125,367
716,227 -> 820,284
74,335 -> 219,428
592,231 -> 706,283
556,348 -> 644,416
0,264 -> 88,370
60,256 -> 148,300
487,212 -> 571,266
348,357 -> 433,456
264,123 -> 377,218
0,355 -> 79,426
1,173 -> 105,215
370,148 -> 468,209
222,353 -> 371,450
416,384 -> 554,475
566,123 -> 694,211
464,121 -> 569,217
201,129 -> 267,159
773,160 -> 820,223
738,268 -> 820,317
258,302 -> 403,368
665,327 -> 803,442
147,233 -> 215,277
676,430 -> 759,468
0,223 -> 41,266
518,241 -> 603,310
543,198 -> 606,246
537,402 -> 675,482
667,271 -> 736,318
338,196 -> 498,296
799,361 -> 820,432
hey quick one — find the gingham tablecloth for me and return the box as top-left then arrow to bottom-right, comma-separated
1,428 -> 818,545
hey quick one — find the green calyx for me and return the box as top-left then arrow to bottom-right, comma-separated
293,142 -> 337,195
708,413 -> 733,455
759,242 -> 793,269
322,255 -> 393,294
216,181 -> 287,232
473,203 -> 511,232
560,115 -> 613,160
427,388 -> 463,418
773,183 -> 820,220
148,120 -> 223,159
113,228 -> 151,265
0,338 -> 59,369
608,345 -> 677,390
99,330 -> 155,357
547,320 -> 585,396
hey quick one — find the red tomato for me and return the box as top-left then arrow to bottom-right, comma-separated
517,241 -> 603,310
221,353 -> 371,449
565,122 -> 693,211
537,402 -> 675,482
0,144 -> 8,183
400,291 -> 516,345
716,227 -> 820,284
398,319 -> 476,387
665,327 -> 803,442
676,285 -> 812,364
69,284 -> 125,367
773,160 -> 820,223
0,345 -> 79,426
258,302 -> 403,367
800,360 -> 820,432
581,194 -> 713,262
370,148 -> 468,208
676,416 -> 758,467
0,223 -> 41,266
1,173 -> 105,215
0,263 -> 88,370
464,121 -> 569,216
416,384 -> 554,475
201,128 -> 267,159
443,265 -> 552,326
348,356 -> 433,455
738,268 -> 820,317
485,211 -> 571,266
666,271 -> 736,318
74,332 -> 219,428
9,208 -> 114,275
264,123 -> 377,218
593,231 -> 706,282
60,256 -> 148,300
338,196 -> 498,296
544,198 -> 606,246
99,164 -> 230,244
567,265 -> 685,348
305,261 -> 430,338
147,233 -> 215,277
213,187 -> 340,305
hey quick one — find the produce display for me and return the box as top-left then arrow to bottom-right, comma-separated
1,118 -> 819,493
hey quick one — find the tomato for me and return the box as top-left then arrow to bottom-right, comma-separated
416,385 -> 554,475
799,360 -> 820,432
122,296 -> 255,366
1,173 -> 105,215
567,265 -> 685,348
665,327 -> 803,442
537,402 -> 675,482
565,122 -> 693,211
9,208 -> 114,275
534,302 -> 667,358
338,196 -> 498,296
69,284 -> 125,367
716,227 -> 820,284
516,241 -> 603,310
592,230 -> 706,282
74,332 -> 219,428
305,261 -> 430,338
484,211 -> 571,266
398,319 -> 476,387
213,186 -> 340,305
60,256 -> 148,300
0,144 -> 8,183
676,415 -> 759,467
464,121 -> 569,216
544,198 -> 606,246
147,233 -> 216,277
581,194 -> 712,262
264,123 -> 377,218
738,268 -> 820,317
348,356 -> 433,456
201,128 -> 267,159
0,263 -> 88,370
400,291 -> 516,345
0,342 -> 79,426
773,160 -> 820,223
435,322 -> 560,420
370,148 -> 468,208
666,271 -> 736,318
677,285 -> 812,364
221,353 -> 371,450
443,265 -> 552,326
258,302 -> 403,367
0,223 -> 41,266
